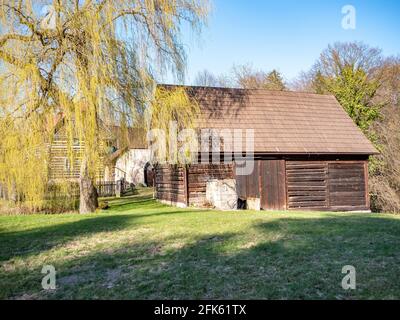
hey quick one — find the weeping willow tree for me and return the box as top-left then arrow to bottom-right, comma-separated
148,86 -> 200,164
0,0 -> 208,213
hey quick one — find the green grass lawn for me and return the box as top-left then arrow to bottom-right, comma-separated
1,188 -> 400,300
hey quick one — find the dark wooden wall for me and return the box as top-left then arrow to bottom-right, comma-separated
156,159 -> 370,212
236,162 -> 259,199
260,160 -> 286,210
155,164 -> 234,206
154,165 -> 186,205
237,160 -> 286,210
286,160 -> 368,211
286,161 -> 328,209
327,162 -> 369,210
237,159 -> 369,211
188,164 -> 234,206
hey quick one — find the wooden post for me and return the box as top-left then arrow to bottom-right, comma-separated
364,161 -> 370,210
282,159 -> 288,210
153,166 -> 156,199
115,179 -> 123,198
183,165 -> 189,207
325,162 -> 330,209
258,161 -> 262,210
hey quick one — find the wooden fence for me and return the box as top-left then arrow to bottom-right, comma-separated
96,181 -> 117,197
96,180 -> 132,197
0,179 -> 133,201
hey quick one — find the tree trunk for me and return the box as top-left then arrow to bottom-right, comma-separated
0,183 -> 5,200
9,181 -> 17,203
79,159 -> 98,214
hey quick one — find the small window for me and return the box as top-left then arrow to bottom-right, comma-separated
64,158 -> 71,171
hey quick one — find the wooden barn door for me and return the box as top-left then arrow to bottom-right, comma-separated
286,161 -> 329,210
285,160 -> 368,211
327,162 -> 368,210
260,160 -> 287,210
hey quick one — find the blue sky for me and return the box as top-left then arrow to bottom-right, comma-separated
168,0 -> 400,85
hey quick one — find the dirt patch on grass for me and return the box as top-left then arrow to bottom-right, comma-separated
103,268 -> 124,289
58,274 -> 85,286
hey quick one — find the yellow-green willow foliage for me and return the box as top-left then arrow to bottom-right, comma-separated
148,86 -> 200,164
0,115 -> 49,209
0,0 -> 208,212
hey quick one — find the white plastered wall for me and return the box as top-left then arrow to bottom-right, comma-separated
114,149 -> 151,185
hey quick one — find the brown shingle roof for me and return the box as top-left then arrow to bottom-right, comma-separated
178,85 -> 378,155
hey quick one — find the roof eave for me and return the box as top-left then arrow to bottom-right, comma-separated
252,151 -> 379,156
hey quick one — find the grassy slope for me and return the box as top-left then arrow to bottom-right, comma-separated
1,188 -> 400,300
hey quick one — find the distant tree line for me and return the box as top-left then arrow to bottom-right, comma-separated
193,64 -> 287,91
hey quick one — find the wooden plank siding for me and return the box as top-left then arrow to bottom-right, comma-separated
155,163 -> 234,207
235,159 -> 369,211
187,164 -> 234,206
286,160 -> 369,211
156,159 -> 370,212
236,162 -> 259,199
155,165 -> 186,205
49,127 -> 83,180
286,161 -> 329,210
327,162 -> 367,209
49,127 -> 105,181
236,173 -> 247,200
236,160 -> 287,210
260,160 -> 287,210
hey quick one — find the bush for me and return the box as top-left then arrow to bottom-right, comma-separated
0,182 -> 80,214
369,106 -> 400,213
370,175 -> 400,214
0,198 -> 79,215
98,200 -> 110,210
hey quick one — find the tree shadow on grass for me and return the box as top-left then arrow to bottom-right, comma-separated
0,192 -> 179,261
3,213 -> 400,300
0,209 -> 187,262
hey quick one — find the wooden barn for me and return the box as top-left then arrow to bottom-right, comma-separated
154,86 -> 378,212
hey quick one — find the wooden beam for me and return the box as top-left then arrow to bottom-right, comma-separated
183,164 -> 189,207
364,161 -> 370,210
